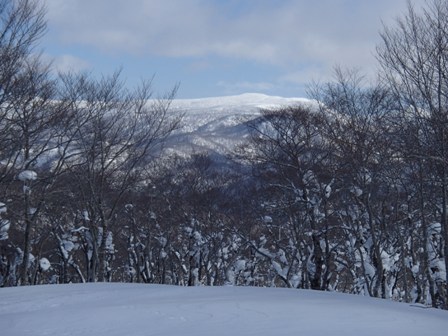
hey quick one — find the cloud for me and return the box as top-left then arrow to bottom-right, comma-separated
40,53 -> 92,74
217,80 -> 274,94
45,0 -> 429,90
279,65 -> 332,86
186,60 -> 212,73
45,0 -> 216,56
51,54 -> 92,74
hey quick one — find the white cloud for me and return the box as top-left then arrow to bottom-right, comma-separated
217,80 -> 274,94
50,54 -> 92,74
45,0 -> 217,56
45,0 -> 429,84
279,66 -> 332,86
40,53 -> 92,74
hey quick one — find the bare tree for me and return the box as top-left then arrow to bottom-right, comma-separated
310,68 -> 403,299
0,0 -> 46,182
58,71 -> 180,282
242,104 -> 337,290
377,0 -> 448,307
0,0 -> 75,286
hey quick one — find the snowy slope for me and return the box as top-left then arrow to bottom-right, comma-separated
1,283 -> 447,336
165,93 -> 311,155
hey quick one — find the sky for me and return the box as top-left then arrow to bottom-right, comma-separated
42,0 -> 427,99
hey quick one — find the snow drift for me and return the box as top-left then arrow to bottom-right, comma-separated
1,283 -> 447,336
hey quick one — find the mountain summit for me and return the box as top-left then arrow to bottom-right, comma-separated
165,93 -> 310,155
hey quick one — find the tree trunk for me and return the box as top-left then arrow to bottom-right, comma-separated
19,192 -> 32,285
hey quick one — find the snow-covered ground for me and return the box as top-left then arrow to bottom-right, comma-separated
165,93 -> 311,155
1,283 -> 447,336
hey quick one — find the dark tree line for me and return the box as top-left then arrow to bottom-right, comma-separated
0,0 -> 447,310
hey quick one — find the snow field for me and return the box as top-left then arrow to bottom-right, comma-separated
1,283 -> 447,336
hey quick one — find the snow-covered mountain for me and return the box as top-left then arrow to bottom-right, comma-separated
1,283 -> 447,336
165,93 -> 311,156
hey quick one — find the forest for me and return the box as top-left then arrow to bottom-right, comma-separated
1,0 -> 448,310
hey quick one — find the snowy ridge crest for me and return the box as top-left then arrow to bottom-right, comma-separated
166,93 -> 311,155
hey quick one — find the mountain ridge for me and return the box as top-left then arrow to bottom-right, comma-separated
165,93 -> 311,156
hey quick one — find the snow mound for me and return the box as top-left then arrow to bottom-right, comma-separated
39,258 -> 51,271
0,283 -> 447,336
17,170 -> 37,182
